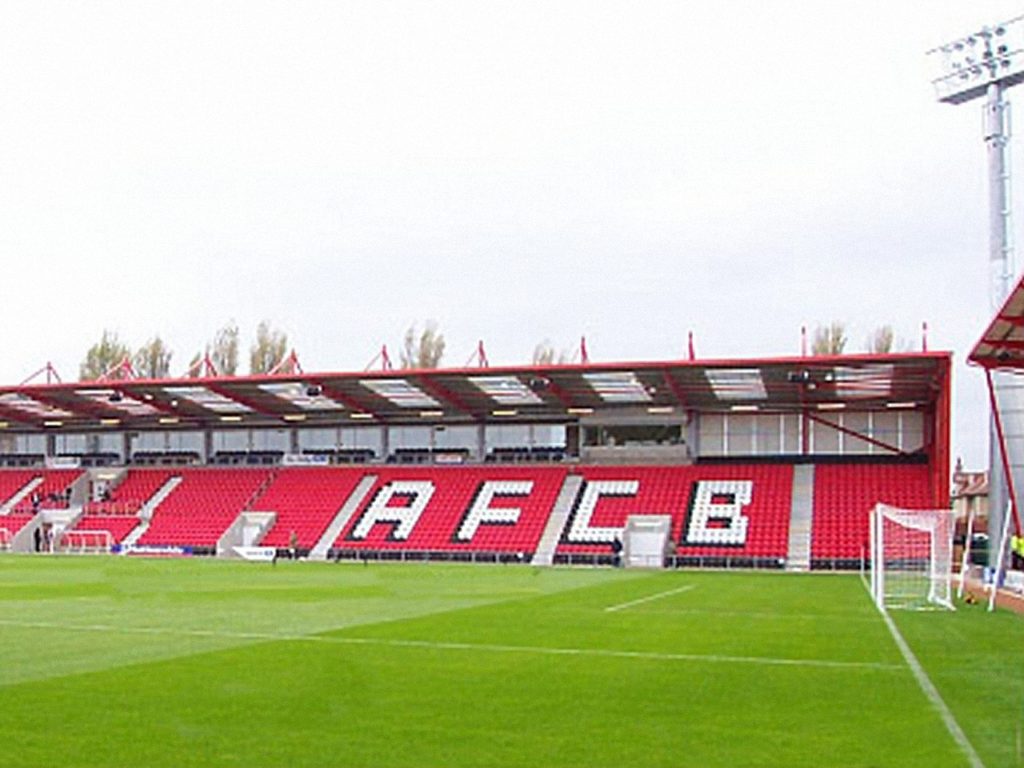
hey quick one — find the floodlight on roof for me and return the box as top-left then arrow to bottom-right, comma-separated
260,382 -> 343,412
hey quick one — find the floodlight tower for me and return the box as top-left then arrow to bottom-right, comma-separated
929,17 -> 1024,305
929,16 -> 1024,565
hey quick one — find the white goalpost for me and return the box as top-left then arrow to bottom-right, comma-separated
57,529 -> 114,555
870,503 -> 955,612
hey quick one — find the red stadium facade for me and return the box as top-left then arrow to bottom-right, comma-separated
0,352 -> 950,570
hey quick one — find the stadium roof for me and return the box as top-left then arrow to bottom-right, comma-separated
0,353 -> 950,432
970,272 -> 1024,369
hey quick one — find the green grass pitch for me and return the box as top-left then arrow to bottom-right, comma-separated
0,557 -> 1020,767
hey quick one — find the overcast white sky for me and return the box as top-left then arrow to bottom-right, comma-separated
0,1 -> 1020,466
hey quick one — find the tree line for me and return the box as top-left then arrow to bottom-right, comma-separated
78,320 -> 908,382
78,320 -> 449,382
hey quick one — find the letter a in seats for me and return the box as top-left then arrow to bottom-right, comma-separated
348,480 -> 435,541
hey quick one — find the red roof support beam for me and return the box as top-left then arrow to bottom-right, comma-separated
804,412 -> 908,456
203,383 -> 278,419
311,382 -> 378,417
660,370 -> 689,410
15,390 -> 118,423
985,367 -> 1023,536
415,375 -> 478,417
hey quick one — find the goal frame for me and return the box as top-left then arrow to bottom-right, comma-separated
870,503 -> 955,612
57,529 -> 114,555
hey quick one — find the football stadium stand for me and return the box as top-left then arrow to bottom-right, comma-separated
810,460 -> 934,568
250,467 -> 369,550
0,351 -> 951,570
136,469 -> 273,550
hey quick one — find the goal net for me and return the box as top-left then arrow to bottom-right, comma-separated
57,529 -> 113,555
870,504 -> 954,611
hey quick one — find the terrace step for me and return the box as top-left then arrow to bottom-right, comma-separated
309,474 -> 377,560
531,474 -> 583,566
138,476 -> 184,520
786,464 -> 814,571
0,477 -> 43,515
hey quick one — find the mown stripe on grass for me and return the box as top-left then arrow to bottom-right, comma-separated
0,617 -> 902,672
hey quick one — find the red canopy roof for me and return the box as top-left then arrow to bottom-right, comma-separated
970,272 -> 1024,369
0,352 -> 950,432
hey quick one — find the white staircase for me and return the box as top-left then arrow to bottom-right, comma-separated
532,475 -> 583,566
785,464 -> 814,572
309,474 -> 377,560
119,475 -> 183,550
0,477 -> 43,515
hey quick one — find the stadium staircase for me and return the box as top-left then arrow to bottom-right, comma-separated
309,474 -> 377,560
532,474 -> 584,566
785,464 -> 814,571
0,476 -> 42,514
120,475 -> 183,549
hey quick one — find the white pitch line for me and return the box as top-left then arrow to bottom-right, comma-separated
604,584 -> 696,613
0,617 -> 902,672
878,609 -> 985,768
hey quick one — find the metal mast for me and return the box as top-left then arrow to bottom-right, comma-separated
929,17 -> 1024,565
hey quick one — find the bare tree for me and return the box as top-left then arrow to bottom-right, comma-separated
134,336 -> 173,379
866,325 -> 894,354
186,351 -> 204,378
811,322 -> 847,356
250,321 -> 289,374
400,321 -> 446,369
532,340 -> 570,365
186,322 -> 240,377
80,330 -> 132,381
210,321 -> 240,376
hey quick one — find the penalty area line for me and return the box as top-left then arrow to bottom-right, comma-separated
0,617 -> 901,672
604,584 -> 696,613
